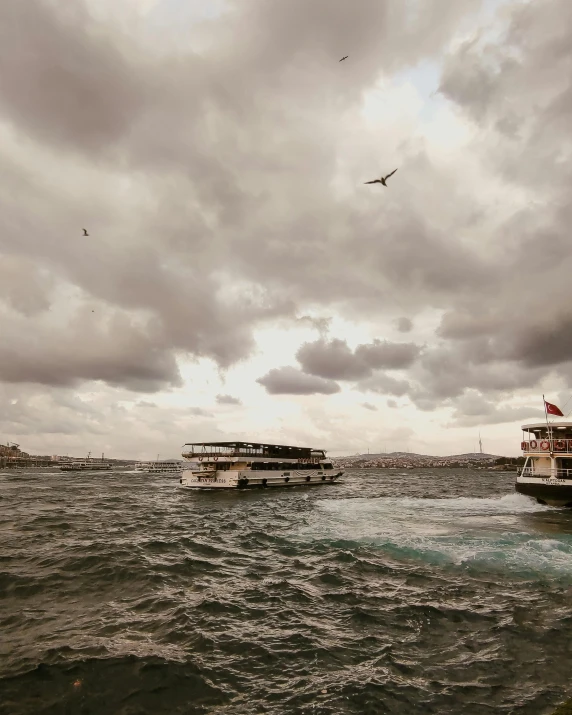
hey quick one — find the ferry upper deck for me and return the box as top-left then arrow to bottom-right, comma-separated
520,422 -> 572,453
181,441 -> 327,461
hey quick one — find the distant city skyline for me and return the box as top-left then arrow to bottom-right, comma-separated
1,0 -> 571,460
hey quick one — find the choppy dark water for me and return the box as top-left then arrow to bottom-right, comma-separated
2,468 -> 572,714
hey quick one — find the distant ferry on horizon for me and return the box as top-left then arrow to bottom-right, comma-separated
179,441 -> 344,489
60,452 -> 112,472
516,420 -> 572,507
135,460 -> 183,473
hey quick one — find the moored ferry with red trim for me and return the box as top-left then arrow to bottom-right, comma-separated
516,422 -> 572,506
179,441 -> 344,490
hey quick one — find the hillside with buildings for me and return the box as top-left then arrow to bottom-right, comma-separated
1,441 -> 524,471
0,442 -> 135,469
331,451 -> 523,470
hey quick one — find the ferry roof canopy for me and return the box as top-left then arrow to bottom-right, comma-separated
522,422 -> 572,433
182,441 -> 325,458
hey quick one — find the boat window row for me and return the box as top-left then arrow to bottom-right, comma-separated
251,462 -> 333,470
184,444 -> 326,460
198,461 -> 334,470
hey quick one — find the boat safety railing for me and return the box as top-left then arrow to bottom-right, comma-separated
520,467 -> 572,479
521,439 -> 572,453
181,447 -> 322,459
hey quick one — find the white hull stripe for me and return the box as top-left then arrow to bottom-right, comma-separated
517,476 -> 572,486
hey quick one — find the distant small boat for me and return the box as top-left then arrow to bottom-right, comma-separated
135,461 -> 183,473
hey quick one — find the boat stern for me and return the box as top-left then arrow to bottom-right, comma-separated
517,420 -> 572,507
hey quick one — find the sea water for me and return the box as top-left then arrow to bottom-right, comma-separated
1,468 -> 571,714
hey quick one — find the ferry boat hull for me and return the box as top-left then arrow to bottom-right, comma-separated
515,421 -> 572,507
180,469 -> 343,489
60,463 -> 112,471
515,477 -> 572,507
179,441 -> 344,490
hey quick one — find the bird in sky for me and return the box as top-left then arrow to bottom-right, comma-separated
82,228 -> 89,236
364,169 -> 398,187
339,55 -> 348,62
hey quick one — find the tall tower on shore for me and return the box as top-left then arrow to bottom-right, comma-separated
479,433 -> 483,454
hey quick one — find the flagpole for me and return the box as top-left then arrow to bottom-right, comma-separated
543,394 -> 553,454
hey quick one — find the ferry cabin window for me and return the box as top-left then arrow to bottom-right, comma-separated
323,463 -> 333,470
252,461 -> 325,470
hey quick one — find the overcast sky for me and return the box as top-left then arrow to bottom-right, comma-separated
1,0 -> 571,460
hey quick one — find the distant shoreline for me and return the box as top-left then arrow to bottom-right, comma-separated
337,465 -> 518,471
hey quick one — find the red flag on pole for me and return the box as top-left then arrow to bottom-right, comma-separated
544,399 -> 564,417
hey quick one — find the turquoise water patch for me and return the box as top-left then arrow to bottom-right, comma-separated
300,494 -> 572,578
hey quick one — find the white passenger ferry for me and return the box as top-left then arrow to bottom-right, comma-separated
60,453 -> 112,471
179,441 -> 344,490
135,460 -> 183,473
516,422 -> 572,506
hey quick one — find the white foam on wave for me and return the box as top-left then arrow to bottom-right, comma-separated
301,494 -> 572,576
356,492 -> 546,513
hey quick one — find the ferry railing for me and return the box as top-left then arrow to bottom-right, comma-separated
521,439 -> 572,452
520,467 -> 572,479
181,448 -> 317,460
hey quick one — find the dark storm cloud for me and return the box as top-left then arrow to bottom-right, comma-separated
356,339 -> 421,370
507,313 -> 572,368
256,367 -> 340,395
447,391 -> 544,427
0,1 -> 151,154
0,0 -> 300,390
297,338 -> 421,380
433,198 -> 572,380
0,0 -> 487,395
295,316 -> 332,335
4,0 -> 569,429
407,344 -> 547,408
440,0 -> 572,169
394,0 -> 572,415
346,335 -> 548,420
216,394 -> 242,405
358,373 -> 411,397
2,0 -> 472,391
0,256 -> 54,316
220,0 -> 485,94
0,385 -> 107,437
189,407 -> 214,417
0,311 -> 181,391
361,402 -> 377,411
0,383 -> 218,458
396,317 -> 413,333
451,408 -> 543,427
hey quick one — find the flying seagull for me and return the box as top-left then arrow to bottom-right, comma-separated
339,55 -> 348,62
364,169 -> 398,187
82,228 -> 89,236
